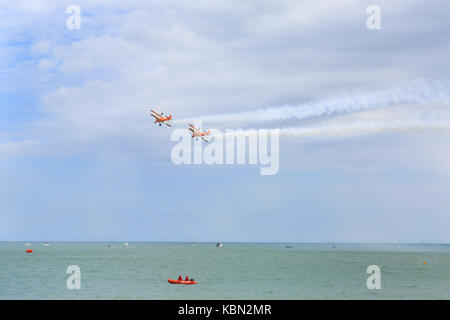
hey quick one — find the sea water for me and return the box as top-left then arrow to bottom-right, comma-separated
1,242 -> 449,299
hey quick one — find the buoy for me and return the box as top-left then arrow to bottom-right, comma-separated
423,261 -> 427,265
26,249 -> 33,253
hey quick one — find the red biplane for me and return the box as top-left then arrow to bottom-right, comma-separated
150,109 -> 172,127
188,123 -> 210,142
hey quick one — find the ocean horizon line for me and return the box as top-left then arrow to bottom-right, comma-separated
3,240 -> 450,244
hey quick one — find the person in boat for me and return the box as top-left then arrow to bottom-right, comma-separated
178,275 -> 182,281
185,276 -> 189,281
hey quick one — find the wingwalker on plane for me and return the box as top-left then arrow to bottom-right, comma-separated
150,109 -> 172,127
188,123 -> 210,142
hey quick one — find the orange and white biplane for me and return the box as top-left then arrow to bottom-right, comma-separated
188,123 -> 210,142
150,109 -> 172,127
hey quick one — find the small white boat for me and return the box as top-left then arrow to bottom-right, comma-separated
43,234 -> 50,246
216,242 -> 223,248
123,243 -> 129,247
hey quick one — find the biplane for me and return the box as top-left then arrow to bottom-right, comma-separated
188,123 -> 210,142
150,109 -> 172,127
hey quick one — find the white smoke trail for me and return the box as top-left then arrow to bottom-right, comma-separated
173,81 -> 450,125
278,119 -> 450,138
213,119 -> 450,139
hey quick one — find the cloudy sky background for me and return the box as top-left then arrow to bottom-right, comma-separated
1,0 -> 450,242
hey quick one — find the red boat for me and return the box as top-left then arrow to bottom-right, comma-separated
168,278 -> 197,285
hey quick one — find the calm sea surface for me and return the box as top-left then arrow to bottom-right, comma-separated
1,242 -> 449,299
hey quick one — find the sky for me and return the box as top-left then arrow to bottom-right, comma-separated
1,0 -> 450,242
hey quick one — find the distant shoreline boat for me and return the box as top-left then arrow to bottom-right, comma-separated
44,233 -> 50,246
216,242 -> 223,247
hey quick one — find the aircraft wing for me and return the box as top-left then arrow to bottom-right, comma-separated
150,114 -> 159,120
189,127 -> 200,135
201,136 -> 208,142
188,123 -> 201,130
150,110 -> 161,117
165,122 -> 172,127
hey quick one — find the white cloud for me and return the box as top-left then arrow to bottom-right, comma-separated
2,0 -> 450,173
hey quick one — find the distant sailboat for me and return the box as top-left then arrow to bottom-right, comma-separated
25,234 -> 31,246
44,233 -> 50,246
